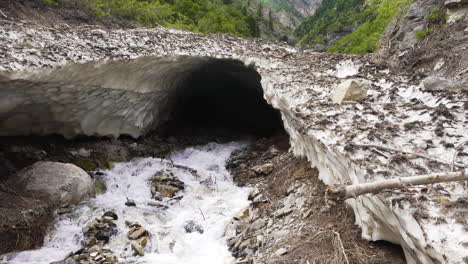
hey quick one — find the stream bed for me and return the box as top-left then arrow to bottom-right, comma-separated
2,142 -> 250,264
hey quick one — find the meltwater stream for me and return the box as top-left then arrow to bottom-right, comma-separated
4,142 -> 250,264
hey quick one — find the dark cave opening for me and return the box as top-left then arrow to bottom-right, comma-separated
162,58 -> 284,138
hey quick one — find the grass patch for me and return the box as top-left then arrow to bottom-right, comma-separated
416,28 -> 432,41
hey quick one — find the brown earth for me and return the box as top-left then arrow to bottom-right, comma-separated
228,134 -> 407,264
0,185 -> 55,255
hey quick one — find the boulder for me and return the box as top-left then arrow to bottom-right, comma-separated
11,161 -> 95,207
331,79 -> 370,104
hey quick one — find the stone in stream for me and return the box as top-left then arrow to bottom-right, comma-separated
131,242 -> 145,256
95,227 -> 118,243
125,198 -> 137,206
149,169 -> 185,200
128,226 -> 148,240
184,220 -> 204,234
103,211 -> 118,220
64,211 -> 120,264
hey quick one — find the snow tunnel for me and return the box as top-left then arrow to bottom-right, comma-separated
0,56 -> 283,138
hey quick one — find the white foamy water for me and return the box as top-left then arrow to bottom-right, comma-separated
2,142 -> 250,264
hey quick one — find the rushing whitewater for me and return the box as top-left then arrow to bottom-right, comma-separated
3,142 -> 250,264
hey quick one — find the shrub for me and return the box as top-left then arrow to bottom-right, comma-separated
416,28 -> 432,41
426,8 -> 441,23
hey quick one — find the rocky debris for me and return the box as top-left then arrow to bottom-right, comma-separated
149,169 -> 185,200
252,163 -> 274,176
9,161 -> 95,207
128,226 -> 147,240
125,221 -> 150,256
83,214 -> 118,244
61,212 -> 119,264
331,79 -> 369,104
131,242 -> 144,256
184,220 -> 204,234
103,211 -> 118,220
226,139 -> 407,264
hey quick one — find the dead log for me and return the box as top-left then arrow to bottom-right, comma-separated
328,170 -> 468,200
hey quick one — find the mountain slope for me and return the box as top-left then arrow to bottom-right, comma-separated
294,0 -> 414,53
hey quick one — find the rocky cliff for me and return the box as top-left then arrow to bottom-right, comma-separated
251,0 -> 323,42
375,0 -> 468,81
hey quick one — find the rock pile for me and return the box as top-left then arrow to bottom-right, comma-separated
149,169 -> 185,200
59,211 -> 119,264
125,221 -> 149,257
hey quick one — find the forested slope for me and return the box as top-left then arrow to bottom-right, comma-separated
295,0 -> 414,54
37,0 -> 260,37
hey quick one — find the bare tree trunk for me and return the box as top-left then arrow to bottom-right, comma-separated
328,170 -> 468,200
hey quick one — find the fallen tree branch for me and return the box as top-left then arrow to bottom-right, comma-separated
328,170 -> 468,200
354,143 -> 468,168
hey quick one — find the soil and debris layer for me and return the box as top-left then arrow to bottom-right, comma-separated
226,135 -> 406,264
0,19 -> 467,263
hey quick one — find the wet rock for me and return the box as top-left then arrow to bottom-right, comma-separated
252,163 -> 274,175
331,79 -> 370,104
128,227 -> 147,240
103,211 -> 118,220
10,161 -> 95,207
95,227 -> 117,243
184,220 -> 204,234
125,198 -> 136,207
131,242 -> 145,256
150,169 -> 185,200
138,236 -> 148,247
66,212 -> 119,264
